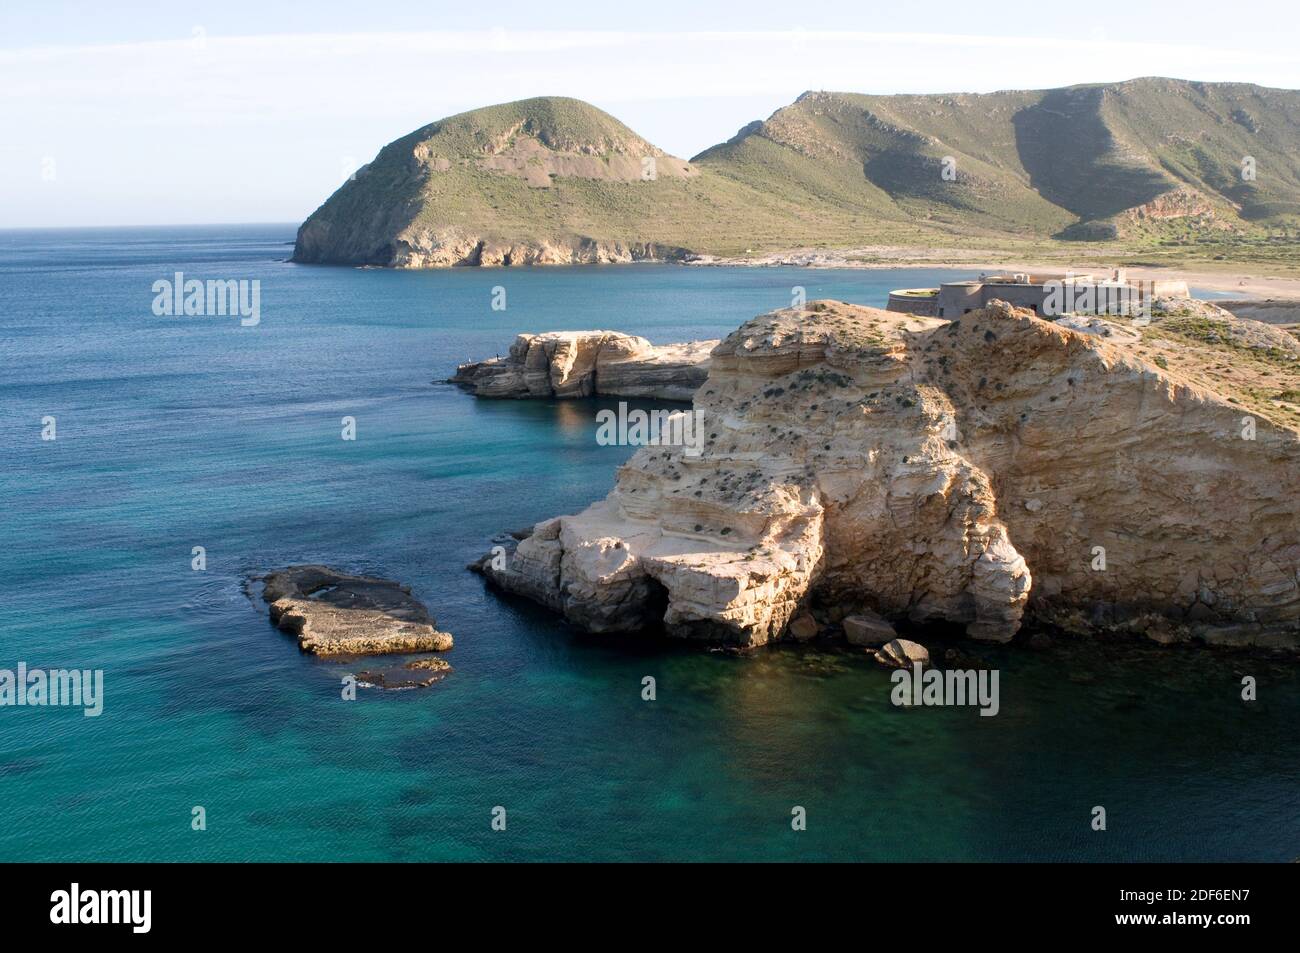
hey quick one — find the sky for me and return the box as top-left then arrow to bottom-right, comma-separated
3,0 -> 1298,228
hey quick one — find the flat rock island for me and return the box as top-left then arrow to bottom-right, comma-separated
261,565 -> 454,657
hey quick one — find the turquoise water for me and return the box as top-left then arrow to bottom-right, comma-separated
0,225 -> 1294,862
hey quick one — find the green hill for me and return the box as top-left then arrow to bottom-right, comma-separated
697,78 -> 1300,241
294,81 -> 1300,266
292,96 -> 813,265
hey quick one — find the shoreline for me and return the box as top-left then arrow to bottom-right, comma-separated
327,245 -> 1300,300
684,251 -> 1300,298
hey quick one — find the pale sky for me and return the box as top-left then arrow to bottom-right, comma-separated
3,0 -> 1297,227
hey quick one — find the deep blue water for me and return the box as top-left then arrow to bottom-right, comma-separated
0,224 -> 1295,862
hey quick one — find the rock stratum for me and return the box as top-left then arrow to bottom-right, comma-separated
451,331 -> 715,401
262,566 -> 454,656
294,82 -> 1300,267
477,300 -> 1300,650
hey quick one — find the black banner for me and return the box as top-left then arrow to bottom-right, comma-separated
0,862 -> 1288,939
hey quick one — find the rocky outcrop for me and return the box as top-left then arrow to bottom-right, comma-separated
451,331 -> 716,401
477,300 -> 1300,650
473,130 -> 697,187
787,612 -> 819,641
1217,299 -> 1300,328
1064,190 -> 1229,241
1121,187 -> 1219,223
262,566 -> 453,656
844,611 -> 897,647
874,639 -> 931,668
1053,314 -> 1142,345
1151,297 -> 1300,355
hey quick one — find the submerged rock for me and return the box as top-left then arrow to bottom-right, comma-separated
477,300 -> 1299,651
353,657 -> 453,690
450,330 -> 715,401
262,566 -> 454,656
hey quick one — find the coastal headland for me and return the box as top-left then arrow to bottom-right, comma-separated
466,299 -> 1300,651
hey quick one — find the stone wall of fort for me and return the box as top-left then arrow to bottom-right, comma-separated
888,276 -> 1191,319
885,290 -> 939,316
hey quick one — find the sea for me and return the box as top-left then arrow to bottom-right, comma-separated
0,224 -> 1294,861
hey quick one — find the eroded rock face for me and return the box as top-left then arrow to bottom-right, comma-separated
262,566 -> 453,656
478,301 -> 1300,649
451,331 -> 715,402
387,233 -> 692,269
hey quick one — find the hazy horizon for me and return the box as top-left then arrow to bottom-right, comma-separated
5,0 -> 1299,228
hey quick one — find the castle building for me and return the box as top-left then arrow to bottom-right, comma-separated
886,270 -> 1189,319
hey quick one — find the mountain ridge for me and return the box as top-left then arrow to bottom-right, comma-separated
293,79 -> 1300,267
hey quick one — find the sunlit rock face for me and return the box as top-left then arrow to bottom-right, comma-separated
480,301 -> 1300,650
451,330 -> 715,402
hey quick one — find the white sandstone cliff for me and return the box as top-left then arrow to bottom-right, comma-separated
478,301 -> 1300,649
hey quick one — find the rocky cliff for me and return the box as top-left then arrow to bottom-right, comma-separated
477,300 -> 1300,650
451,331 -> 715,402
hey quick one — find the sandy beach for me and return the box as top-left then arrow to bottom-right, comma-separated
689,246 -> 1300,300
